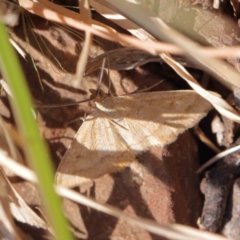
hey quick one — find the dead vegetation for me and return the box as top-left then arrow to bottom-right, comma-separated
1,0 -> 240,239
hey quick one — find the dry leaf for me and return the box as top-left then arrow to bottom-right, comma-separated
0,169 -> 20,240
55,89 -> 212,188
85,47 -> 162,74
0,154 -> 48,230
85,47 -> 197,75
0,167 -> 49,240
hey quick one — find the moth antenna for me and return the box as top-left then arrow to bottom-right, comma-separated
136,79 -> 165,93
122,79 -> 165,96
35,98 -> 91,109
67,113 -> 87,126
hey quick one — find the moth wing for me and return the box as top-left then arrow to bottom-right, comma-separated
55,110 -> 136,188
116,90 -> 212,151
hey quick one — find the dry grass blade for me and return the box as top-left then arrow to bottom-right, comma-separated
0,79 -> 12,97
74,0 -> 92,87
194,126 -> 221,153
0,150 -> 37,183
197,145 -> 240,173
9,38 -> 26,59
19,0 -> 115,33
0,151 -> 227,240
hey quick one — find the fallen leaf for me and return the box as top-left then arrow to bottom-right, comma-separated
85,47 -> 162,74
0,168 -> 20,240
55,89 -> 212,188
0,162 -> 48,230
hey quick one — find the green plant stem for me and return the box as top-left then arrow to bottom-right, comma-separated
0,22 -> 73,240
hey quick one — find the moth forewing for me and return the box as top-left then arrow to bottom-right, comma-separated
55,90 -> 212,188
55,109 -> 136,188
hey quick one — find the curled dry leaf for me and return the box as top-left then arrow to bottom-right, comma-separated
85,47 -> 199,75
55,89 -> 212,188
0,168 -> 20,240
8,182 -> 48,230
0,152 -> 48,231
85,47 -> 162,74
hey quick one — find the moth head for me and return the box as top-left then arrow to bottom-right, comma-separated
89,89 -> 108,102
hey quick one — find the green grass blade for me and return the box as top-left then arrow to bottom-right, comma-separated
0,20 -> 73,240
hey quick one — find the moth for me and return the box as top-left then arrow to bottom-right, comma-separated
55,89 -> 212,188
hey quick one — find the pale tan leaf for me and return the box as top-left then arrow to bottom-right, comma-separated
85,47 -> 198,74
85,47 -> 162,74
9,188 -> 48,230
55,89 -> 212,188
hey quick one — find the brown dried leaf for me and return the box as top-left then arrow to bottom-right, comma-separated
0,168 -> 20,240
0,159 -> 48,230
85,47 -> 161,74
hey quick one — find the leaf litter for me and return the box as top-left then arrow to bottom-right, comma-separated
2,0 -> 239,239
